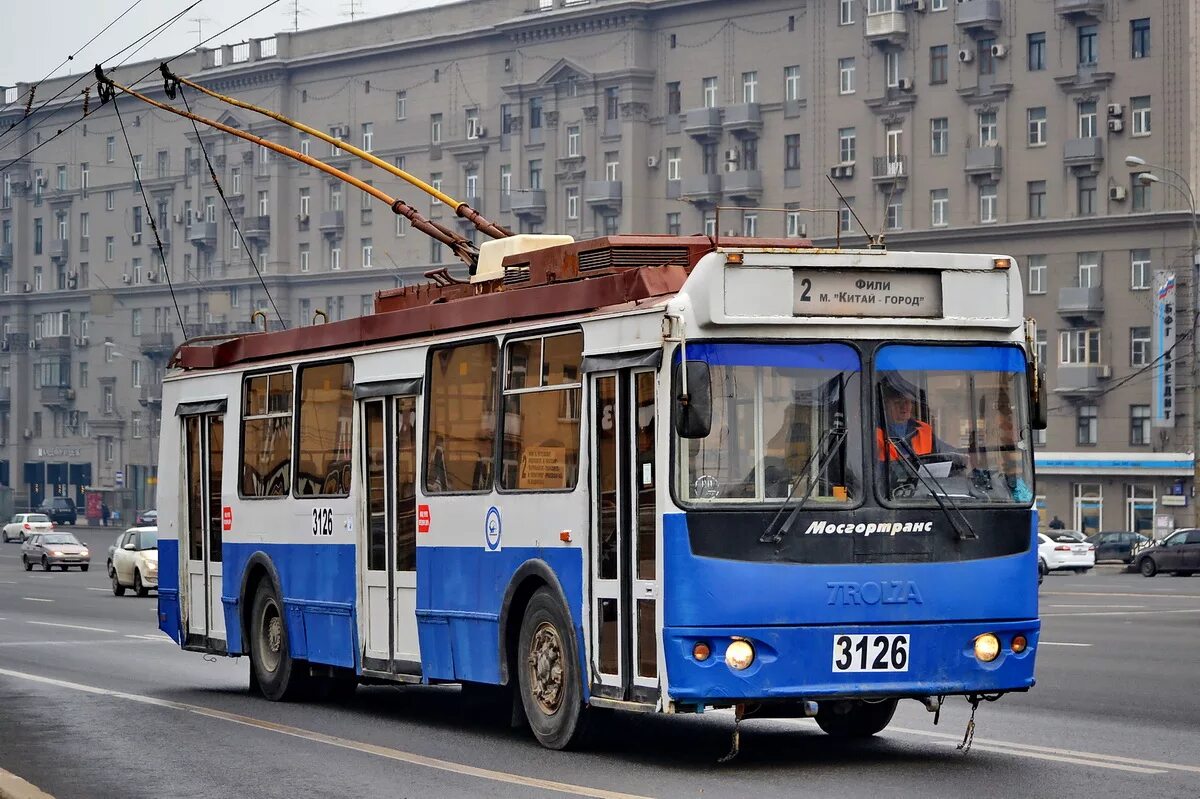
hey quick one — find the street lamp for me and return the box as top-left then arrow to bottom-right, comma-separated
1126,154 -> 1200,527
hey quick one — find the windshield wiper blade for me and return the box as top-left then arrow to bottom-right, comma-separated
887,437 -> 977,541
760,413 -> 847,545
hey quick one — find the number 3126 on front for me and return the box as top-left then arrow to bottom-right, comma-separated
832,633 -> 910,672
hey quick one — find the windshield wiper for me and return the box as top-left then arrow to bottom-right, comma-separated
886,436 -> 977,541
760,413 -> 847,545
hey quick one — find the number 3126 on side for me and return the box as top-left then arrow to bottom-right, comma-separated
311,507 -> 334,536
832,634 -> 910,672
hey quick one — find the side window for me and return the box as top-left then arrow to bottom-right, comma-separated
425,340 -> 499,493
240,370 -> 294,497
295,361 -> 354,496
500,331 -> 583,491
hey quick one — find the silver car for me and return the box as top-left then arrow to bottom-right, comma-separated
21,532 -> 91,572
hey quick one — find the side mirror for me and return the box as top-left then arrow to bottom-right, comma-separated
1028,361 -> 1047,431
673,360 -> 712,439
124,543 -> 137,551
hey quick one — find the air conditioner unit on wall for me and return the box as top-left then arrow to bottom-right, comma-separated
830,164 -> 855,179
724,148 -> 739,162
1107,103 -> 1124,117
958,49 -> 974,63
1108,118 -> 1124,133
897,77 -> 913,91
646,155 -> 659,168
1110,185 -> 1127,201
121,273 -> 131,284
990,44 -> 1008,58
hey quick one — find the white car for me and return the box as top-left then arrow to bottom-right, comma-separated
1038,531 -> 1096,575
3,513 -> 54,543
110,527 -> 159,597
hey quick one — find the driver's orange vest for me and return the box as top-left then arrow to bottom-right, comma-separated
876,421 -> 934,461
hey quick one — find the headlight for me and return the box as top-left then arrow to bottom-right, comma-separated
974,633 -> 1001,663
724,639 -> 756,671
80,549 -> 89,556
50,551 -> 63,557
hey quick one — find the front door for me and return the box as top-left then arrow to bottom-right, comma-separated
360,395 -> 420,674
183,413 -> 225,649
589,369 -> 659,702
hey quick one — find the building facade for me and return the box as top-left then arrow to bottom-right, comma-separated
0,0 -> 1197,531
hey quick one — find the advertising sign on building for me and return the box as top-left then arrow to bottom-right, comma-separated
1152,271 -> 1177,428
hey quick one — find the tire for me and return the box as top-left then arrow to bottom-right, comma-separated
112,572 -> 126,596
23,557 -> 31,572
1139,557 -> 1158,578
249,580 -> 308,701
1038,559 -> 1049,576
1074,567 -> 1088,574
42,557 -> 50,572
815,699 -> 899,738
516,587 -> 587,750
81,565 -> 89,572
134,571 -> 149,597
107,560 -> 114,578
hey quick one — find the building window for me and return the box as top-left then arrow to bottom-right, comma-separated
361,239 -> 373,268
1130,249 -> 1151,290
839,0 -> 854,25
1077,404 -> 1098,446
666,147 -> 681,181
1028,180 -> 1047,219
361,122 -> 373,152
742,213 -> 758,237
529,97 -> 542,129
666,82 -> 681,115
930,189 -> 948,227
1130,18 -> 1150,59
604,86 -> 619,120
396,90 -> 407,119
466,108 -> 481,139
929,45 -> 948,84
106,136 -> 115,163
330,241 -> 342,271
838,127 -> 856,163
500,165 -> 511,197
784,135 -> 801,170
605,153 -> 620,180
838,58 -> 856,94
666,212 -> 681,235
1027,255 -> 1046,294
1132,174 -> 1151,212
784,66 -> 801,101
1131,96 -> 1151,136
1126,484 -> 1155,534
1130,326 -> 1151,366
566,187 -> 579,220
979,183 -> 997,223
742,71 -> 758,103
1130,406 -> 1151,446
702,77 -> 718,108
839,197 -> 855,233
1078,101 -> 1098,138
1078,24 -> 1098,66
885,51 -> 900,88
1027,32 -> 1046,71
930,117 -> 948,156
528,160 -> 542,190
299,243 -> 310,273
566,125 -> 581,157
885,196 -> 903,231
1073,483 -> 1102,534
1077,176 -> 1097,216
978,112 -> 998,146
1060,329 -> 1102,365
978,37 -> 996,75
1077,252 -> 1101,287
702,142 -> 718,175
430,114 -> 442,144
786,208 -> 804,237
1027,107 -> 1047,146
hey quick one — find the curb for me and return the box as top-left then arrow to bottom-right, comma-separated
0,769 -> 55,799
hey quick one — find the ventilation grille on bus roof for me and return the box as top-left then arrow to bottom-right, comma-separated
577,245 -> 692,272
503,263 -> 532,285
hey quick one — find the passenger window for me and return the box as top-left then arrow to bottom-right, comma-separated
500,331 -> 582,491
240,370 -> 293,497
295,362 -> 354,497
425,340 -> 498,493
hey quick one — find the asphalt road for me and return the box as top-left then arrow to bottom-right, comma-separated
0,534 -> 1197,799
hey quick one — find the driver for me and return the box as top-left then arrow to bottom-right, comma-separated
875,375 -> 955,463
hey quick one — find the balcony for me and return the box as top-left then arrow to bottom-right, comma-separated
509,189 -> 547,219
186,221 -> 217,248
139,331 -> 176,357
1057,286 -> 1104,323
48,239 -> 68,261
865,11 -> 907,46
1056,364 -> 1111,396
139,384 -> 163,407
722,104 -> 762,135
680,173 -> 722,204
872,156 -> 907,183
318,210 -> 345,235
1064,137 -> 1104,171
454,196 -> 483,227
721,169 -> 763,202
243,215 -> 270,241
0,387 -> 10,405
584,181 -> 623,211
1054,0 -> 1105,20
0,242 -> 11,264
39,385 -> 76,407
682,107 -> 722,141
954,0 -> 1003,34
965,145 -> 1004,177
39,335 -> 72,353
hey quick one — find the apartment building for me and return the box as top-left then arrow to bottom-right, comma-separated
0,0 -> 1196,530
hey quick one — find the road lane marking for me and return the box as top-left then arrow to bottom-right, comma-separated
1037,642 -> 1092,647
1047,604 -> 1145,609
1041,608 -> 1200,618
0,580 -> 18,584
124,634 -> 171,641
0,667 -> 654,799
85,587 -> 110,592
921,739 -> 1164,774
1043,591 -> 1200,600
0,639 -> 195,648
26,621 -> 117,633
20,598 -> 53,603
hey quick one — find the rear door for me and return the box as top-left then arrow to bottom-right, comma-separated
1183,531 -> 1200,570
183,412 -> 226,650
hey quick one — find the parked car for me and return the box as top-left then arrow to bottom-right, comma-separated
134,509 -> 158,527
110,527 -> 158,597
20,532 -> 91,571
1046,529 -> 1087,543
1038,531 -> 1096,575
36,497 -> 77,525
3,513 -> 53,543
1086,531 -> 1152,563
1133,528 -> 1200,577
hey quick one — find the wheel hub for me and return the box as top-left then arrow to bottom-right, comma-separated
527,621 -> 565,715
259,601 -> 283,673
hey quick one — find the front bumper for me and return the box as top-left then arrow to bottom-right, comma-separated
664,619 -> 1039,705
46,556 -> 90,567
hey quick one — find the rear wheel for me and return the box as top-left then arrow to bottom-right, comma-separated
249,580 -> 308,701
1038,559 -> 1049,576
1139,557 -> 1158,577
815,699 -> 898,738
516,588 -> 586,750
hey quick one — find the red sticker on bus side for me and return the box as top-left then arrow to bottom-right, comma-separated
222,506 -> 232,532
417,504 -> 430,534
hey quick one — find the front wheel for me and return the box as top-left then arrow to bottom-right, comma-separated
249,580 -> 308,701
41,557 -> 50,572
134,571 -> 149,597
80,565 -> 89,572
1075,567 -> 1091,574
815,699 -> 898,738
516,588 -> 587,750
1140,557 -> 1158,577
23,557 -> 31,572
